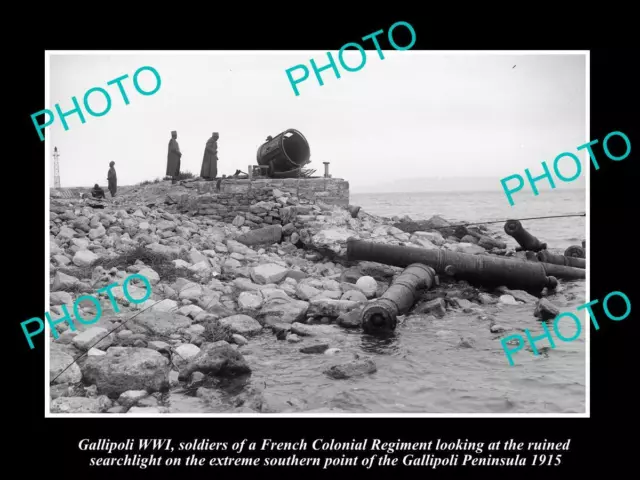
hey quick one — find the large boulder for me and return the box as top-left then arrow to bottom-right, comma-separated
50,348 -> 82,384
178,341 -> 251,380
256,299 -> 309,325
81,347 -> 171,397
250,264 -> 290,285
219,315 -> 262,336
308,228 -> 357,255
128,311 -> 193,336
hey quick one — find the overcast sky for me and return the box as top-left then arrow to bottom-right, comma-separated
47,52 -> 586,193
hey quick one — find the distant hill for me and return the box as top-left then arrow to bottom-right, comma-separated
352,175 -> 586,194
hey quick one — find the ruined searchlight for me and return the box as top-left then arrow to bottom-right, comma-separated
256,129 -> 311,178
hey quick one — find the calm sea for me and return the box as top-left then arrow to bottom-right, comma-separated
351,188 -> 586,251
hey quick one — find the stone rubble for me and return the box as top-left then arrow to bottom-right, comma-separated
48,179 -> 560,413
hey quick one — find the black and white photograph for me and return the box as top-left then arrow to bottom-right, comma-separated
46,51 -> 587,416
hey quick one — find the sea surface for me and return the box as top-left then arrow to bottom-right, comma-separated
351,188 -> 587,252
168,189 -> 587,414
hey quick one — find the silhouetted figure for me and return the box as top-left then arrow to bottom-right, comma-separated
216,174 -> 226,192
91,184 -> 105,199
167,130 -> 182,184
107,161 -> 117,197
200,132 -> 219,180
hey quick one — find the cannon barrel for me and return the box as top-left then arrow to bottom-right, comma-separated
504,220 -> 547,252
537,250 -> 586,269
361,263 -> 436,334
345,239 -> 585,295
564,245 -> 586,259
256,129 -> 311,178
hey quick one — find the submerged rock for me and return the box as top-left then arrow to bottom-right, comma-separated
299,343 -> 330,354
534,298 -> 560,320
413,298 -> 446,318
324,359 -> 377,379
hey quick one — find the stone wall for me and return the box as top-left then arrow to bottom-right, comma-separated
192,178 -> 349,206
179,178 -> 350,229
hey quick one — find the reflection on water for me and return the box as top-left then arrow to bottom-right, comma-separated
360,333 -> 401,355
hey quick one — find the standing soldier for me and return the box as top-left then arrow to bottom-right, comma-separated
167,130 -> 182,184
200,132 -> 219,180
107,161 -> 117,197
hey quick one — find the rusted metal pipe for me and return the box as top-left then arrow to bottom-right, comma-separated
564,245 -> 586,259
361,263 -> 436,334
346,239 -> 567,295
537,250 -> 586,269
539,262 -> 586,280
504,220 -> 547,252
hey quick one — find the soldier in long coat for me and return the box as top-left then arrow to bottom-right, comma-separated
166,131 -> 182,183
107,161 -> 117,197
200,132 -> 219,180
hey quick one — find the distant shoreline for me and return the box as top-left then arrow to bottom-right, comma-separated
351,188 -> 586,195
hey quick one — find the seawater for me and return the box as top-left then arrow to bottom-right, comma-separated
351,188 -> 586,251
167,189 -> 586,414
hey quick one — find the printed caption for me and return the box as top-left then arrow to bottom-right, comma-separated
80,437 -> 571,469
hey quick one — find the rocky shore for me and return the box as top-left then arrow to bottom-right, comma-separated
48,179 -> 578,414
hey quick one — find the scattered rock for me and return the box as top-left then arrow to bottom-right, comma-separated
257,299 -> 309,325
50,349 -> 82,384
325,359 -> 377,379
534,298 -> 560,320
413,298 -> 447,318
81,347 -> 170,397
51,397 -> 101,413
355,276 -> 378,298
490,324 -> 507,334
118,390 -> 149,408
48,182 -> 583,412
219,315 -> 262,336
307,299 -> 359,318
73,250 -> 100,267
72,327 -> 114,351
499,294 -> 519,306
496,287 -> 538,304
178,341 -> 251,380
251,264 -> 290,285
336,307 -> 363,329
237,291 -> 263,310
340,290 -> 367,303
300,343 -> 330,354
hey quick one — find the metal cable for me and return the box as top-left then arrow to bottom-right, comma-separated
400,212 -> 586,231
